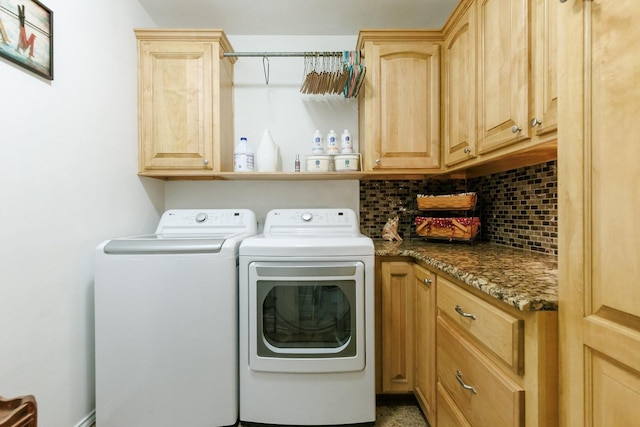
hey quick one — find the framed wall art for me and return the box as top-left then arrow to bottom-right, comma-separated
0,0 -> 53,80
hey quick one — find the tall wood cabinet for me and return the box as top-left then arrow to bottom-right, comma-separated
135,29 -> 235,178
357,31 -> 441,173
558,1 -> 640,426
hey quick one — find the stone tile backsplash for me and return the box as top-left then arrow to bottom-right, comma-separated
360,160 -> 558,255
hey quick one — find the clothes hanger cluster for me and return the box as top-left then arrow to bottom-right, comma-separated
299,51 -> 365,98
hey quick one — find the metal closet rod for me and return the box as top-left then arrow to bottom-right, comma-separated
223,51 -> 343,58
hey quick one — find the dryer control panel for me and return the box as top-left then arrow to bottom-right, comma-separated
263,209 -> 360,237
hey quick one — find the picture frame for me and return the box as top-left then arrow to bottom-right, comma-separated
0,0 -> 53,80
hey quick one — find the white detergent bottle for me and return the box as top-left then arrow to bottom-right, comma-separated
326,129 -> 339,154
312,129 -> 325,154
234,137 -> 254,172
340,129 -> 353,153
257,129 -> 279,172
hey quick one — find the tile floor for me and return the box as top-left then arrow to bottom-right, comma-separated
375,395 -> 429,427
237,395 -> 429,427
91,395 -> 429,426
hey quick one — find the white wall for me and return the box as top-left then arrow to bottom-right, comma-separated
0,1 -> 163,426
166,35 -> 361,225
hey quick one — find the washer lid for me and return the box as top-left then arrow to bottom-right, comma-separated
103,235 -> 226,254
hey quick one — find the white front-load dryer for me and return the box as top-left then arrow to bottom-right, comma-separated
95,209 -> 257,427
238,208 -> 375,426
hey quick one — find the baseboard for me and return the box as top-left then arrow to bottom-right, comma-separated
74,410 -> 95,427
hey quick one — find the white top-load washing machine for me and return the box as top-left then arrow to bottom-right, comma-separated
239,208 -> 375,427
95,209 -> 257,427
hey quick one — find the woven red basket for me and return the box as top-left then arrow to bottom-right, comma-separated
415,217 -> 481,241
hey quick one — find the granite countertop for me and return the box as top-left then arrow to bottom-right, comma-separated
374,240 -> 558,311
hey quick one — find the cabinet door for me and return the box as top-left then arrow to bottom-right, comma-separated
559,1 -> 640,426
530,0 -> 558,138
360,40 -> 441,171
444,1 -> 477,166
380,262 -> 415,393
414,265 -> 436,424
477,0 -> 529,153
138,39 -> 215,173
136,30 -> 234,177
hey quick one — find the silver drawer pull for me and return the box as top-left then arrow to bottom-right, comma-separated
455,370 -> 477,395
455,305 -> 477,320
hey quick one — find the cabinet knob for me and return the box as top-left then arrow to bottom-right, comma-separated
511,125 -> 522,134
559,0 -> 567,3
375,159 -> 381,165
455,370 -> 478,395
423,278 -> 432,286
455,304 -> 477,320
463,147 -> 471,154
203,159 -> 209,165
530,118 -> 542,127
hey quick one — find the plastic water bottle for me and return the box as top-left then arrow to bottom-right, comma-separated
234,137 -> 254,172
326,129 -> 339,154
340,129 -> 353,153
312,130 -> 324,154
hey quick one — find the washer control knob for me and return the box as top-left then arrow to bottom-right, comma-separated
301,212 -> 313,222
195,213 -> 208,223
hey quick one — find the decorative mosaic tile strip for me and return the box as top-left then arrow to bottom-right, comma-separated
359,161 -> 558,256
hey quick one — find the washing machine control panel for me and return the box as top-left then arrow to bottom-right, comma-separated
155,209 -> 258,235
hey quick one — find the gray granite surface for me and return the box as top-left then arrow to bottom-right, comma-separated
375,240 -> 558,311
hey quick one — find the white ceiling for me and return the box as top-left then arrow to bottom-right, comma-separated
136,0 -> 460,35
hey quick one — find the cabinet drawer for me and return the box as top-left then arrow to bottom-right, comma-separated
437,381 -> 472,427
437,276 -> 524,373
438,318 -> 524,427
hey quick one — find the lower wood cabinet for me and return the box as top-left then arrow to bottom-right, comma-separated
437,381 -> 472,427
414,264 -> 437,424
377,258 -> 558,427
437,317 -> 524,426
377,259 -> 415,393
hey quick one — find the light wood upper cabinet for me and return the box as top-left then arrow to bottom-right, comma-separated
530,0 -> 558,138
135,29 -> 235,178
443,0 -> 477,166
357,31 -> 441,173
477,0 -> 530,154
558,1 -> 640,426
378,261 -> 415,393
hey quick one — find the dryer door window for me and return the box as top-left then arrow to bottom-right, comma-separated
260,281 -> 355,356
248,261 -> 366,373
